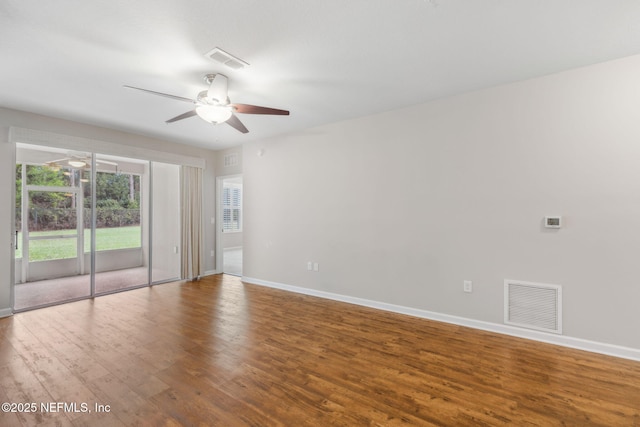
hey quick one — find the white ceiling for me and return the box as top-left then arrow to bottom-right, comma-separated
2,0 -> 640,151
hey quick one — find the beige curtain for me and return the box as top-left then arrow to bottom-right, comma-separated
180,166 -> 203,280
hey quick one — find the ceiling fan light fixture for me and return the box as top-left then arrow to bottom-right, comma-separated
195,105 -> 233,124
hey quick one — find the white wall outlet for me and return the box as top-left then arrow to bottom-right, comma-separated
210,250 -> 215,257
463,280 -> 473,293
307,262 -> 313,271
313,262 -> 319,272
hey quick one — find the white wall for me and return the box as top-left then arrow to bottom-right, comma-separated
243,54 -> 640,351
0,108 -> 218,315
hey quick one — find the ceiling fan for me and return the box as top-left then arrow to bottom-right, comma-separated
124,74 -> 290,134
45,154 -> 118,171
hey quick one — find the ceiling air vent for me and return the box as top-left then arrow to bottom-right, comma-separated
504,279 -> 562,334
204,47 -> 249,70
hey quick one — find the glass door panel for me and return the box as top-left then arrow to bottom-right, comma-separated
94,154 -> 149,294
14,145 -> 92,310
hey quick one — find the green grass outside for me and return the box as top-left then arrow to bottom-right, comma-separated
16,226 -> 141,261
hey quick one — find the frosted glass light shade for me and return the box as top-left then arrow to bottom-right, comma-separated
196,105 -> 233,124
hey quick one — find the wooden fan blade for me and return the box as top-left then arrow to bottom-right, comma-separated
166,110 -> 198,123
225,114 -> 249,134
123,85 -> 195,103
232,103 -> 290,115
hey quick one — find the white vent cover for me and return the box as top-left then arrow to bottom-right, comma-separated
223,153 -> 239,167
504,279 -> 562,334
204,47 -> 249,70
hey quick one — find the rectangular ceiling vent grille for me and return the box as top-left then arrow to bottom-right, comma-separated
504,280 -> 562,334
205,47 -> 249,70
223,153 -> 239,167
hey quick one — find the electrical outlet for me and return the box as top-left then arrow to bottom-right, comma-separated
307,262 -> 313,271
313,262 -> 319,272
463,280 -> 473,293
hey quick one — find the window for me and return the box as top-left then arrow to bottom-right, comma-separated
222,183 -> 242,232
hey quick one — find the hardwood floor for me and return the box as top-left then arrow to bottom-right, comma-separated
1,274 -> 639,426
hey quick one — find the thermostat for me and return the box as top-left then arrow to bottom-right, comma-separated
544,216 -> 562,229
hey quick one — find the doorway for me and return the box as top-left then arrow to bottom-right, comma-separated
217,175 -> 243,276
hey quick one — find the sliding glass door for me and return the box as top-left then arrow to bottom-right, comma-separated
14,143 -> 182,311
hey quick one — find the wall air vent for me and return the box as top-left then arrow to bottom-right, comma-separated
504,279 -> 562,334
204,47 -> 249,70
223,153 -> 239,167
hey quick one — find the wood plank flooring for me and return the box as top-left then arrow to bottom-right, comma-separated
1,274 -> 639,426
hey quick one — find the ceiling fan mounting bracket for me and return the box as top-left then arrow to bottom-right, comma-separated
196,90 -> 230,106
204,73 -> 224,84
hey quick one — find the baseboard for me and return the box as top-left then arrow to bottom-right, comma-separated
203,270 -> 220,277
242,276 -> 640,362
0,307 -> 13,318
